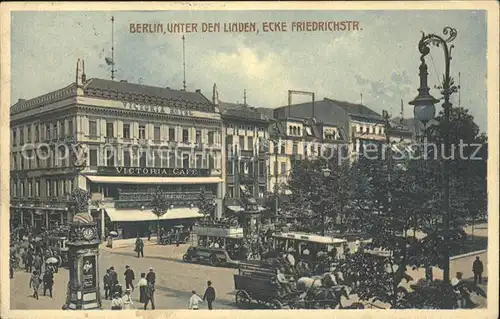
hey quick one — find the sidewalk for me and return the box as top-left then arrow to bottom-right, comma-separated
100,236 -> 159,250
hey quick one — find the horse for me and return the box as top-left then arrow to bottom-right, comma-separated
306,285 -> 350,309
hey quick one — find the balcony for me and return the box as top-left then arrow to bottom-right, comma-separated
105,136 -> 118,144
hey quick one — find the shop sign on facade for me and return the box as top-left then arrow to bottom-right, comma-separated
97,166 -> 211,177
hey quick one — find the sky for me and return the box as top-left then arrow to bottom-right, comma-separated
10,10 -> 488,132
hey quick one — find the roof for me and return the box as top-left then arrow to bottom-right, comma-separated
84,78 -> 214,112
273,232 -> 347,244
219,101 -> 270,122
274,98 -> 383,122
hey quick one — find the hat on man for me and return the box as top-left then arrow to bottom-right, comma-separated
149,267 -> 153,271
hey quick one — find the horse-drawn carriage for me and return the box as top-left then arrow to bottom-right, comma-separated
234,261 -> 300,309
158,225 -> 191,245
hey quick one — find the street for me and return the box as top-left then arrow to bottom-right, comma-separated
10,238 -> 488,310
10,243 -> 239,310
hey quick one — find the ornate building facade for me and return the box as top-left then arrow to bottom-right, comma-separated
10,60 -> 224,238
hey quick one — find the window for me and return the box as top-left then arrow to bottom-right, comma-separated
281,163 -> 286,174
298,127 -> 301,136
35,180 -> 40,197
68,179 -> 74,193
60,180 -> 66,196
239,136 -> 245,150
280,142 -> 285,154
53,180 -> 58,197
169,128 -> 176,141
106,150 -> 114,166
28,180 -> 33,197
208,131 -> 214,145
259,160 -> 265,177
89,149 -> 98,167
12,153 -> 17,170
247,185 -> 254,196
227,186 -> 234,198
289,125 -> 293,135
162,151 -> 169,167
106,122 -> 114,137
12,129 -> 16,146
123,150 -> 131,167
19,127 -> 24,145
182,129 -> 189,143
248,137 -> 253,151
226,135 -> 233,146
123,124 -> 131,139
208,155 -> 214,170
139,125 -> 146,139
20,156 -> 24,170
60,122 -> 65,137
46,180 -> 51,197
27,151 -> 33,169
154,150 -> 161,167
34,125 -> 39,142
248,161 -> 254,175
292,143 -> 298,155
68,120 -> 73,136
27,125 -> 32,142
139,151 -> 147,167
259,186 -> 265,198
292,127 -> 297,135
154,126 -> 161,141
20,181 -> 25,197
196,154 -> 203,168
54,123 -> 58,139
239,162 -> 245,175
228,159 -> 234,174
183,154 -> 190,168
89,120 -> 97,136
195,130 -> 202,144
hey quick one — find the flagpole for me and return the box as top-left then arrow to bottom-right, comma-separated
111,16 -> 115,81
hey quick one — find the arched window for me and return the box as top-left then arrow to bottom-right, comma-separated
289,125 -> 293,135
297,127 -> 301,135
292,127 -> 297,135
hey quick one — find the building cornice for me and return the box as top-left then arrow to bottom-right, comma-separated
76,105 -> 222,125
11,83 -> 78,116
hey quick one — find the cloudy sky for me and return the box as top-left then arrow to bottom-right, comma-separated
11,9 -> 487,131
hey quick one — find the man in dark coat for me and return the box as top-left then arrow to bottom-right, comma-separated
135,236 -> 144,258
146,267 -> 156,287
124,265 -> 135,291
25,250 -> 33,273
43,269 -> 54,297
202,280 -> 216,310
103,269 -> 112,300
472,256 -> 484,285
33,254 -> 43,275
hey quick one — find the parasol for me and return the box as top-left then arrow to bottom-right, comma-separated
46,257 -> 59,264
109,231 -> 118,236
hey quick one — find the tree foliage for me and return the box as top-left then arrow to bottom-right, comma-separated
150,187 -> 171,218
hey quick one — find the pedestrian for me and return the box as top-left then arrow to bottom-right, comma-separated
33,254 -> 42,275
175,229 -> 180,247
451,272 -> 466,308
135,236 -> 144,258
147,226 -> 152,241
112,283 -> 123,297
124,265 -> 135,291
203,280 -> 216,310
138,273 -> 155,310
472,256 -> 484,285
109,266 -> 119,286
188,290 -> 203,310
25,249 -> 33,273
43,268 -> 54,298
29,270 -> 41,300
146,267 -> 156,287
9,256 -> 15,279
111,292 -> 124,310
122,288 -> 134,309
103,269 -> 112,300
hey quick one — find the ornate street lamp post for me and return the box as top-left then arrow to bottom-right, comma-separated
320,167 -> 331,236
409,27 -> 458,284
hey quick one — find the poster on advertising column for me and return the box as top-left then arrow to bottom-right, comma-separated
82,255 -> 96,289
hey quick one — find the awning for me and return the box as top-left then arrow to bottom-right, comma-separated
85,175 -> 223,184
105,207 -> 203,222
227,206 -> 244,212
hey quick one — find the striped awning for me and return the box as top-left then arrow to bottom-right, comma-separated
105,207 -> 203,222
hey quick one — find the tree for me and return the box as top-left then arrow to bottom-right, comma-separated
197,189 -> 215,220
283,153 -> 355,234
150,187 -> 172,237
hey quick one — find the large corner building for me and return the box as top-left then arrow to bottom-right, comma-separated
10,60 -> 224,238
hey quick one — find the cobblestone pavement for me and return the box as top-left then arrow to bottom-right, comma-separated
10,240 -> 488,310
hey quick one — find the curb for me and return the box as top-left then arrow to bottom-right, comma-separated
450,249 -> 487,260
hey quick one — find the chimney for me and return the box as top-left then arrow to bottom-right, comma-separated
120,80 -> 127,83
82,60 -> 86,82
75,59 -> 85,87
18,98 -> 26,103
166,87 -> 171,89
195,89 -> 201,93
